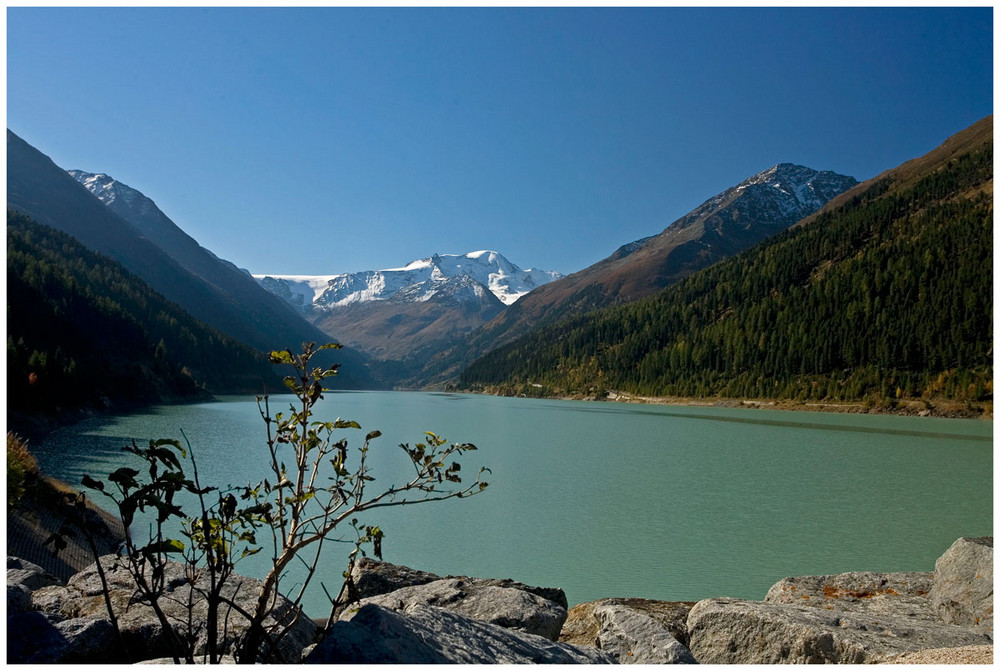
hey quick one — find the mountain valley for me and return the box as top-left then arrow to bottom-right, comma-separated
255,252 -> 561,378
418,163 -> 859,386
6,116 -> 992,421
459,116 -> 993,412
6,135 -> 374,390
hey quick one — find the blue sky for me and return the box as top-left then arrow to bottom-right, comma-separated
6,7 -> 993,276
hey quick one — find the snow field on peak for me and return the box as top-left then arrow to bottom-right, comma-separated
254,250 -> 562,310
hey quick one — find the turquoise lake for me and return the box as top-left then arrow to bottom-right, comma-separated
31,391 -> 993,617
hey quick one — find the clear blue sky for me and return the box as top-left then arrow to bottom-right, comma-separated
6,7 -> 993,276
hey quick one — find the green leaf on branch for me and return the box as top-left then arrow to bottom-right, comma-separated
108,467 -> 141,489
153,438 -> 186,458
141,538 -> 185,555
269,349 -> 295,365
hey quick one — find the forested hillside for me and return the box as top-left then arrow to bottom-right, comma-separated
7,211 -> 280,423
419,164 -> 856,387
7,131 -> 376,389
460,127 -> 992,410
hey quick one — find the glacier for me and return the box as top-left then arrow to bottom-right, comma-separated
255,251 -> 562,312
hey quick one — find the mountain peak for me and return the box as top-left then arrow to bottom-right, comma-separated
696,163 -> 858,226
256,250 -> 562,311
68,169 -> 158,218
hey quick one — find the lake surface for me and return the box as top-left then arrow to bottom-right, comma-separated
32,392 -> 992,617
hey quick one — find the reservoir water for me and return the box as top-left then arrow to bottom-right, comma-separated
31,391 -> 992,617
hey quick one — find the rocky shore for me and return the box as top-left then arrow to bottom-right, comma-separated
7,536 -> 992,664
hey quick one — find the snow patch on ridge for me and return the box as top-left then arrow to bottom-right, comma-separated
68,170 -> 156,217
254,251 -> 562,312
690,163 -> 857,230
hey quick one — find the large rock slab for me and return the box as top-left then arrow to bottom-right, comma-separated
7,556 -> 62,591
6,611 -> 123,664
343,577 -> 567,640
307,603 -> 615,664
342,557 -> 568,609
341,557 -> 442,603
30,555 -> 317,663
592,603 -> 697,663
687,597 -> 991,664
8,583 -> 33,616
765,571 -> 935,618
928,536 -> 993,638
562,597 -> 696,648
8,611 -> 72,663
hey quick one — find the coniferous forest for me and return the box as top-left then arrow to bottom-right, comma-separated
460,143 -> 993,409
7,210 -> 280,419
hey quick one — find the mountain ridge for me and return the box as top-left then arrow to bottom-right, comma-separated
417,162 -> 858,387
458,118 -> 993,409
7,210 -> 280,430
3,142 -> 377,389
255,250 -> 561,310
254,250 -> 560,379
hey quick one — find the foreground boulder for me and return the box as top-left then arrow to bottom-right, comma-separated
592,603 -> 696,663
561,598 -> 697,664
342,557 -> 568,609
764,571 -> 936,616
343,577 -> 567,640
7,556 -> 61,592
928,536 -> 993,637
687,595 -> 990,664
27,555 -> 317,663
307,603 -> 615,663
687,539 -> 994,663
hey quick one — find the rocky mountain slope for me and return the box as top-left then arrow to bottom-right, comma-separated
459,117 -> 993,407
420,163 -> 858,385
6,131 -> 375,389
59,165 -> 374,388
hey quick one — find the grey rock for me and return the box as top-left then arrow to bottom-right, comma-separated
562,598 -> 696,648
7,611 -> 67,663
342,557 -> 442,602
7,556 -> 62,591
765,571 -> 936,618
343,577 -> 567,640
52,615 -> 122,663
686,597 -> 991,664
30,584 -> 76,616
593,603 -> 696,664
7,583 -> 32,615
306,603 -> 615,664
929,536 -> 993,637
142,655 -> 238,663
342,557 -> 568,609
5,611 -> 119,664
455,575 -> 568,610
43,555 -> 317,663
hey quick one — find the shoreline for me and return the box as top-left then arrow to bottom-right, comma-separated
463,388 -> 993,420
600,391 -> 993,420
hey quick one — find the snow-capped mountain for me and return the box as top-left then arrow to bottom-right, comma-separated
255,251 -> 562,313
252,251 -> 561,378
452,163 -> 858,371
61,166 -> 375,388
68,170 -> 154,214
690,163 -> 859,228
